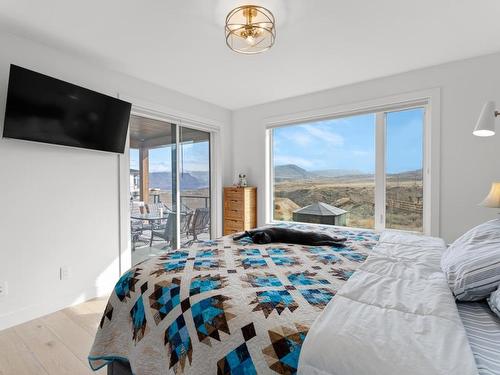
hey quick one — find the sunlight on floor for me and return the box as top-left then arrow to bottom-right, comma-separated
0,297 -> 109,374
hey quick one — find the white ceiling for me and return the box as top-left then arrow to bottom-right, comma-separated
1,0 -> 500,110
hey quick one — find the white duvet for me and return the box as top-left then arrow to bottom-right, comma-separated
298,231 -> 479,375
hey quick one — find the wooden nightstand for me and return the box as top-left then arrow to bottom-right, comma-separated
223,186 -> 257,235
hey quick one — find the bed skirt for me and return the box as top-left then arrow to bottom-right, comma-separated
108,360 -> 133,375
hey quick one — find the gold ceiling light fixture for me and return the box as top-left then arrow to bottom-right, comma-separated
225,5 -> 276,54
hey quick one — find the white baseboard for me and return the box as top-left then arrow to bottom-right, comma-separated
0,284 -> 113,331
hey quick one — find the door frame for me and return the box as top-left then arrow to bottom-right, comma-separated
118,99 -> 222,273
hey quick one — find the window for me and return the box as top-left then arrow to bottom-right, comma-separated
385,108 -> 424,232
270,105 -> 427,233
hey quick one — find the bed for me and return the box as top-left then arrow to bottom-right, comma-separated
89,224 -> 481,375
457,302 -> 500,375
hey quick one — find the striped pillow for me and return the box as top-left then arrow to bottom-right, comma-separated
441,219 -> 500,301
488,287 -> 500,318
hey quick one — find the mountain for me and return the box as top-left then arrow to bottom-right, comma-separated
388,169 -> 423,180
190,171 -> 210,186
274,164 -> 421,181
274,164 -> 315,180
275,164 -> 367,180
148,171 -> 209,191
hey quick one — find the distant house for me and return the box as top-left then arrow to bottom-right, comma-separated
293,202 -> 348,226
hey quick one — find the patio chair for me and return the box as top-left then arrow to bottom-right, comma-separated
187,208 -> 210,243
131,201 -> 145,215
146,202 -> 171,215
145,202 -> 170,231
131,221 -> 149,251
150,212 -> 176,247
130,201 -> 148,250
150,211 -> 194,248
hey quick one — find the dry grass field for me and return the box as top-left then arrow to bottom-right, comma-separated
274,176 -> 423,231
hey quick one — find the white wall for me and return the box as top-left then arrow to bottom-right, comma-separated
0,31 -> 231,330
232,52 -> 500,244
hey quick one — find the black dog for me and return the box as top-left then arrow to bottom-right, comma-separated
233,227 -> 347,247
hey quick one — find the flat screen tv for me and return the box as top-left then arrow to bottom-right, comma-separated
2,65 -> 131,153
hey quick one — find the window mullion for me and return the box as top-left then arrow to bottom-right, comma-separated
175,123 -> 181,249
374,112 -> 386,231
267,129 -> 275,223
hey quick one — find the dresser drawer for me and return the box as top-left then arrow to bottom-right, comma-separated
224,199 -> 243,218
225,188 -> 244,199
224,208 -> 243,221
224,227 -> 241,236
224,218 -> 244,231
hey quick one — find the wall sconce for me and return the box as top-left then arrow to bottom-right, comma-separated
473,101 -> 499,137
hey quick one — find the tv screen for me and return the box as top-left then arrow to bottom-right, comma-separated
2,65 -> 131,153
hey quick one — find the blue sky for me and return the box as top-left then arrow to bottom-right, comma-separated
130,141 -> 210,172
130,108 -> 423,174
273,108 -> 424,174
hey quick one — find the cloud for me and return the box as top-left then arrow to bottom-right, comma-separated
277,123 -> 344,148
283,124 -> 344,147
299,125 -> 344,146
280,128 -> 312,147
283,131 -> 313,147
182,162 -> 209,172
149,162 -> 171,173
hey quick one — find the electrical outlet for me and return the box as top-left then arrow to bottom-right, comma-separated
60,266 -> 71,280
0,281 -> 8,297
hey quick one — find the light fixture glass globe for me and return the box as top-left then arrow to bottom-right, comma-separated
225,5 -> 276,54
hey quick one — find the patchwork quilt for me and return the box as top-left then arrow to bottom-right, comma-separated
89,224 -> 379,375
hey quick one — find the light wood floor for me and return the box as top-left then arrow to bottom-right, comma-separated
0,298 -> 108,375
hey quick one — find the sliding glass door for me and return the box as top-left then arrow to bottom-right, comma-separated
129,116 -> 211,265
179,127 -> 211,245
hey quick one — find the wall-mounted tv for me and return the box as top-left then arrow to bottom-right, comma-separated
2,65 -> 131,153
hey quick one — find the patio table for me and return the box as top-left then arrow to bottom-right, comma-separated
130,212 -> 169,246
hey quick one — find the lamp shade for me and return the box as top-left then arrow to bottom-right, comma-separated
473,101 -> 496,137
480,182 -> 500,208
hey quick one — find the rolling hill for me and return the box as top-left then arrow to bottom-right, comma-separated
274,164 -> 314,180
275,164 -> 368,180
148,171 -> 209,190
275,164 -> 422,181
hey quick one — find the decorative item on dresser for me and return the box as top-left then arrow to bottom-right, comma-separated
223,186 -> 257,235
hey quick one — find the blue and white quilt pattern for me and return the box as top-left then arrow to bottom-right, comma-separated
89,224 -> 379,375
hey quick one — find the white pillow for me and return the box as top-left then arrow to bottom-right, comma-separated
441,219 -> 500,301
488,287 -> 500,318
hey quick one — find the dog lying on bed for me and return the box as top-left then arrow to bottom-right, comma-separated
233,227 -> 347,247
